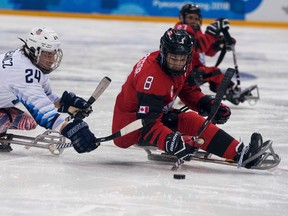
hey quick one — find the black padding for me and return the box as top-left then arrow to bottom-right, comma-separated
206,129 -> 234,157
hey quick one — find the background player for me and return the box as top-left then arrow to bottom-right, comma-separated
174,3 -> 250,105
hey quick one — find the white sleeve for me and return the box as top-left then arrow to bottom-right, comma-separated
42,76 -> 59,103
10,84 -> 65,130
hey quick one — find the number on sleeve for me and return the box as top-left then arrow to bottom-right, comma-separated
143,76 -> 154,90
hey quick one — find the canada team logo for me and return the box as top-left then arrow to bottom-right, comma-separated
138,105 -> 149,114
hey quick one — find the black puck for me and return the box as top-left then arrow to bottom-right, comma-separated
173,174 -> 185,179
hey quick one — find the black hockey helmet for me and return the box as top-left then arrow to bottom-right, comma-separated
179,3 -> 202,24
159,28 -> 193,76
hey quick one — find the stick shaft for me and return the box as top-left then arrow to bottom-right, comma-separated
222,29 -> 241,90
55,119 -> 143,149
66,76 -> 111,121
197,68 -> 235,136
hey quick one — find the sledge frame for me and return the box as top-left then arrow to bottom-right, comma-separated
135,140 -> 281,170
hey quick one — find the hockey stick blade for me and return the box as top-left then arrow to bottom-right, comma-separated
197,68 -> 235,136
66,76 -> 111,121
86,76 -> 111,104
53,119 -> 143,151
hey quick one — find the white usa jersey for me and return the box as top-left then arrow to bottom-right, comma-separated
0,49 -> 65,130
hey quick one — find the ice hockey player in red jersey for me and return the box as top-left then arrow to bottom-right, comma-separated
112,28 -> 265,169
174,3 -> 242,105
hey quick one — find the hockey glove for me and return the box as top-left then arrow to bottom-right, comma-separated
61,118 -> 100,153
206,18 -> 230,37
165,132 -> 201,161
191,68 -> 206,86
162,109 -> 182,130
198,95 -> 231,124
58,91 -> 92,118
213,36 -> 236,52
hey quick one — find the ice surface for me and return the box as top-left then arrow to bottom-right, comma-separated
0,15 -> 288,216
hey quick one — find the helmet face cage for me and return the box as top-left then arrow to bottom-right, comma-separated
179,4 -> 202,25
23,27 -> 63,74
159,28 -> 193,76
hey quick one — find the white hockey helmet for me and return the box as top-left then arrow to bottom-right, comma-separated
23,27 -> 63,74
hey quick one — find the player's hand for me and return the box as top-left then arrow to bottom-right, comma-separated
58,91 -> 93,117
212,102 -> 231,124
206,18 -> 230,37
213,36 -> 236,52
190,68 -> 206,85
198,95 -> 231,124
73,106 -> 93,119
162,109 -> 182,129
225,36 -> 236,51
165,132 -> 201,161
61,118 -> 100,153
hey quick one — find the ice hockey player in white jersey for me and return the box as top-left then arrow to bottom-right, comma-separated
0,27 -> 99,153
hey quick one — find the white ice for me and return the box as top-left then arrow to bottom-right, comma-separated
0,15 -> 288,216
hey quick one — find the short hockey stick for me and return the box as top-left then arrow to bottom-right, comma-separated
51,119 -> 143,153
65,76 -> 111,121
172,68 -> 236,171
222,29 -> 241,91
197,68 -> 235,137
215,44 -> 227,67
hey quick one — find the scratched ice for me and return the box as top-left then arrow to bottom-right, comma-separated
0,15 -> 287,216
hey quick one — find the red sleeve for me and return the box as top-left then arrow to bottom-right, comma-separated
178,82 -> 205,112
174,23 -> 196,36
194,30 -> 218,53
174,22 -> 218,54
205,45 -> 218,56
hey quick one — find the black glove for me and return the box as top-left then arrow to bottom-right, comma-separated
213,36 -> 236,52
162,109 -> 182,130
190,68 -> 206,86
61,118 -> 99,153
198,95 -> 231,124
58,91 -> 92,118
165,132 -> 201,161
206,18 -> 230,37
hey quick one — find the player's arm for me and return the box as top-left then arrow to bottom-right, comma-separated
174,23 -> 196,36
178,81 -> 205,111
174,23 -> 217,53
11,84 -> 98,153
11,84 -> 65,130
202,18 -> 232,54
136,91 -> 173,150
42,77 -> 92,118
179,74 -> 231,124
134,70 -> 175,150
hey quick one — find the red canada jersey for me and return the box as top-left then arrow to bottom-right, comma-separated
174,22 -> 218,67
112,51 -> 205,149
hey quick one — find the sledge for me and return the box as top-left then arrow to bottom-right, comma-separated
0,130 -> 67,155
0,118 -> 144,155
135,139 -> 280,170
224,84 -> 260,105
